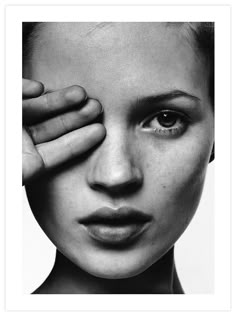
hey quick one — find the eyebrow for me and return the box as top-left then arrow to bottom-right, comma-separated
136,90 -> 201,105
43,88 -> 200,107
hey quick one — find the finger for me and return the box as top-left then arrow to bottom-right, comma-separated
22,128 -> 45,185
23,78 -> 44,98
23,85 -> 87,125
36,124 -> 106,170
28,99 -> 103,144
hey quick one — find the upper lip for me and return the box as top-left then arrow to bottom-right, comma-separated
78,206 -> 152,225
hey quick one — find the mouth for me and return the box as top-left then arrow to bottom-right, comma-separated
78,206 -> 152,246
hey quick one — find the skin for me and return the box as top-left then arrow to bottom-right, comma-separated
23,22 -> 214,294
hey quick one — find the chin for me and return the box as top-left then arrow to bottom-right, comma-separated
83,264 -> 147,280
69,249 -> 156,280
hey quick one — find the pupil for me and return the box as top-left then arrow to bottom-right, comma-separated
158,112 -> 177,128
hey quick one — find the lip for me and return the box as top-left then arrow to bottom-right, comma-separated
78,206 -> 152,245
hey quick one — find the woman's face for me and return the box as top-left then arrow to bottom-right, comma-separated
26,23 -> 214,279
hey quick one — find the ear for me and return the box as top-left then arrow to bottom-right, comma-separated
209,144 -> 215,163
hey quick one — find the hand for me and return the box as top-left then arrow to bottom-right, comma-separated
22,79 -> 105,185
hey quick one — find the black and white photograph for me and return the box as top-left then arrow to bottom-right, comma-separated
3,3 -> 232,313
22,20 -> 215,295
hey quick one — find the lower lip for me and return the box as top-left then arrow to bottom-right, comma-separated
81,222 -> 149,245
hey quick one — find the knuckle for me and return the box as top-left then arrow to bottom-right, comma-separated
59,114 -> 69,133
27,124 -> 46,144
36,145 -> 48,169
26,125 -> 36,142
63,136 -> 76,159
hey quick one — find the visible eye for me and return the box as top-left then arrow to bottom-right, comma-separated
141,110 -> 189,137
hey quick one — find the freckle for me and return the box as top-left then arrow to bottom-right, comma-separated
145,162 -> 152,169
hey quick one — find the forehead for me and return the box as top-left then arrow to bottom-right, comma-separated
29,22 -> 208,100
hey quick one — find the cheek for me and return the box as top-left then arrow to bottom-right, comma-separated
25,169 -> 79,242
141,131 -> 212,237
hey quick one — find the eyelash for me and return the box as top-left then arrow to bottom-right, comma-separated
141,110 -> 189,137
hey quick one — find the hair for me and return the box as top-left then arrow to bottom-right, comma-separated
22,22 -> 214,107
183,22 -> 214,108
23,22 -> 43,65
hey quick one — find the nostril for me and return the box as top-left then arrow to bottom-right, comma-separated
88,168 -> 143,196
90,179 -> 142,196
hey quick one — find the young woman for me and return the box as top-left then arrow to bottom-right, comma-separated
22,22 -> 214,294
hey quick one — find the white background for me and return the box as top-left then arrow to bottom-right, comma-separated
1,0 -> 234,314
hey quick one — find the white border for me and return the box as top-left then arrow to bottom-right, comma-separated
5,4 -> 231,312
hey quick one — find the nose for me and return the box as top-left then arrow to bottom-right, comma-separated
86,133 -> 143,196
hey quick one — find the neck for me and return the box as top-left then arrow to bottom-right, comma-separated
33,247 -> 184,294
